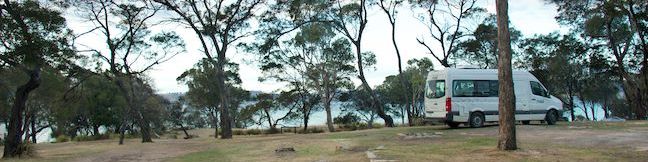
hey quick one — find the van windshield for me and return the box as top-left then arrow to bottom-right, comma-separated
426,80 -> 445,98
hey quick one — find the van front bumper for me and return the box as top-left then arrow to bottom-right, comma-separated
424,111 -> 460,123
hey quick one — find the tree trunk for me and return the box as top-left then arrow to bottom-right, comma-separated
606,15 -> 645,120
324,98 -> 335,132
603,97 -> 609,119
303,111 -> 309,132
380,2 -> 411,126
30,117 -> 37,143
210,108 -> 219,139
216,56 -> 232,139
495,0 -> 517,151
137,115 -> 153,143
401,105 -> 405,125
118,121 -> 126,145
354,43 -> 394,127
92,125 -> 100,136
3,67 -> 41,158
264,107 -> 274,131
177,123 -> 190,139
568,84 -> 576,122
22,110 -> 31,143
590,101 -> 597,121
580,97 -> 590,120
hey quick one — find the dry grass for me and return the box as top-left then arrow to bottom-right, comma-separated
1,121 -> 648,162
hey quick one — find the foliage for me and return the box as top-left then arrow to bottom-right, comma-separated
452,15 -> 522,69
177,58 -> 249,134
550,0 -> 648,119
241,92 -> 300,131
411,0 -> 485,67
54,135 -> 70,143
297,127 -> 325,134
333,112 -> 361,126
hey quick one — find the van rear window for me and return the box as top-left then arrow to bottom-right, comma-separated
426,80 -> 445,98
452,80 -> 498,97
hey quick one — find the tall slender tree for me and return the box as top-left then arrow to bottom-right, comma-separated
74,0 -> 185,144
1,0 -> 75,158
330,0 -> 395,127
496,0 -> 516,150
154,0 -> 262,139
379,0 -> 413,125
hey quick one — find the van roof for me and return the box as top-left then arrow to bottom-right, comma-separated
427,68 -> 535,79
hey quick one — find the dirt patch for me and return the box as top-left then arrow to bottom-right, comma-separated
68,139 -> 210,162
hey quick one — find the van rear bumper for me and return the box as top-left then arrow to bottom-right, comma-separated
424,111 -> 460,123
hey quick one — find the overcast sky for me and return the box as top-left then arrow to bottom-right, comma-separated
68,0 -> 566,94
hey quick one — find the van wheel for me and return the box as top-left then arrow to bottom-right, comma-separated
447,122 -> 460,128
522,121 -> 530,125
469,112 -> 485,128
545,110 -> 558,125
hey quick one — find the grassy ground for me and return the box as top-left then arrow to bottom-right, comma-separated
2,121 -> 648,162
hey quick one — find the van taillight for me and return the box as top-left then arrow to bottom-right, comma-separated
445,97 -> 452,112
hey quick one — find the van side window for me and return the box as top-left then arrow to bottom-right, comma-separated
530,81 -> 548,97
426,80 -> 445,98
453,80 -> 498,97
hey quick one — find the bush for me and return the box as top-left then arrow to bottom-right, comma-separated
73,134 -> 111,142
334,113 -> 361,125
245,129 -> 263,135
264,128 -> 281,134
54,135 -> 70,143
411,117 -> 427,126
18,143 -> 37,157
233,129 -> 248,135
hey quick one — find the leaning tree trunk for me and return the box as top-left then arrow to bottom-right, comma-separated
3,68 -> 41,158
496,0 -> 517,151
354,43 -> 395,127
380,2 -> 412,126
118,120 -> 127,145
30,116 -> 37,143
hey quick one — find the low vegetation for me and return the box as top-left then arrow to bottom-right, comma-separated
0,121 -> 646,161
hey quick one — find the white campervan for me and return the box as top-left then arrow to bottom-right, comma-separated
424,68 -> 563,128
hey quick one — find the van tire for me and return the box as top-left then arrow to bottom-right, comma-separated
447,122 -> 460,128
469,112 -> 485,128
545,110 -> 558,125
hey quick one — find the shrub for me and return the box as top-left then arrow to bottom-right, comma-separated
54,135 -> 70,143
308,127 -> 325,133
297,127 -> 325,134
107,133 -> 139,139
245,129 -> 263,135
334,113 -> 361,125
18,143 -> 37,157
73,134 -> 111,142
233,129 -> 247,135
265,128 -> 281,134
411,117 -> 428,126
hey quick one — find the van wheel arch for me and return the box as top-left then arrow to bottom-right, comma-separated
469,111 -> 485,128
545,109 -> 558,125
